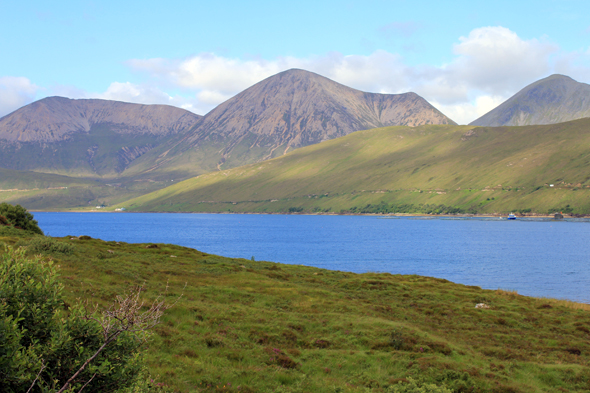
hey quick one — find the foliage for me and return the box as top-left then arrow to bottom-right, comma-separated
0,203 -> 43,234
0,225 -> 35,238
387,378 -> 452,393
0,246 -> 148,393
19,236 -> 75,255
344,202 -> 478,215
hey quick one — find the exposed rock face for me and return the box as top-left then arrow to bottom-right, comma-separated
470,74 -> 590,126
0,97 -> 201,143
187,69 -> 456,160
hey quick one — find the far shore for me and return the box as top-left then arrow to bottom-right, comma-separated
28,209 -> 589,219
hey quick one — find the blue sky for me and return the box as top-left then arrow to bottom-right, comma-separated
1,0 -> 590,123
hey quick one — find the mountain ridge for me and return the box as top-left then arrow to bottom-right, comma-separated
470,74 -> 590,126
188,68 -> 456,153
137,68 -> 456,174
0,96 -> 202,143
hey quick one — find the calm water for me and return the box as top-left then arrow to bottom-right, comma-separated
35,212 -> 590,303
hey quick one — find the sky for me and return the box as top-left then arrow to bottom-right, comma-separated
1,0 -> 590,124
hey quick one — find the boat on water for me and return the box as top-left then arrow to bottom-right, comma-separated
507,213 -> 516,220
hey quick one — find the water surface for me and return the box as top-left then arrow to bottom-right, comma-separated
35,213 -> 590,303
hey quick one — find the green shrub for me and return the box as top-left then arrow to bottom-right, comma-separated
0,246 -> 149,392
0,225 -> 34,238
0,203 -> 43,235
24,236 -> 76,255
387,377 -> 452,393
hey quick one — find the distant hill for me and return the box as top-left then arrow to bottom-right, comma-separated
119,119 -> 590,215
0,97 -> 201,176
132,69 -> 456,175
470,74 -> 590,126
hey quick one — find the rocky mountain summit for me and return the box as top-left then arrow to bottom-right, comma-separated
470,74 -> 590,126
186,69 -> 456,161
0,97 -> 201,143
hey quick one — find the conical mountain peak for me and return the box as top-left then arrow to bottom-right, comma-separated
186,69 -> 455,167
470,74 -> 590,126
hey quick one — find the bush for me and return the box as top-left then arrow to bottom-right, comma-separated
387,377 -> 452,393
0,203 -> 43,235
23,236 -> 75,255
0,246 -> 148,392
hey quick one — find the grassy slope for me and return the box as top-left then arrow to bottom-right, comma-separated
0,167 -> 178,210
0,167 -> 98,189
118,119 -> 590,214
2,228 -> 589,392
0,124 -> 200,210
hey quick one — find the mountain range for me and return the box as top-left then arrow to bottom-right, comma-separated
178,69 -> 455,165
0,69 -> 455,181
1,69 -> 590,212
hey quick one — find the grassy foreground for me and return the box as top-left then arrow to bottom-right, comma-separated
2,228 -> 589,392
118,119 -> 590,215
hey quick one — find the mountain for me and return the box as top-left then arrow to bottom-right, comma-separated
470,74 -> 590,126
0,96 -> 201,142
0,97 -> 201,176
0,70 -> 457,209
119,118 -> 590,215
133,69 -> 456,174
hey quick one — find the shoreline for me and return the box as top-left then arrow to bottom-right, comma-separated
29,209 -> 589,219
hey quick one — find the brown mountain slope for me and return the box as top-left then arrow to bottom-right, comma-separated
0,97 -> 201,177
0,96 -> 201,143
134,69 -> 456,174
190,69 -> 456,156
470,74 -> 590,126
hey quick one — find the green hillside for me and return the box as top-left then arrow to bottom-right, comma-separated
2,227 -> 589,392
0,167 -> 98,190
118,118 -> 590,215
0,167 -> 178,210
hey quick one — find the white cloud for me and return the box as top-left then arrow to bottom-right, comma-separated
96,82 -> 211,114
0,77 -> 39,117
449,26 -> 558,96
431,95 -> 506,126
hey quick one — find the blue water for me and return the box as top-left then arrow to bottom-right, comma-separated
34,213 -> 590,303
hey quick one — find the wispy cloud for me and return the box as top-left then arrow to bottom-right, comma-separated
0,77 -> 40,118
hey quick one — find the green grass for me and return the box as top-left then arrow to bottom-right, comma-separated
117,118 -> 590,215
0,165 -> 191,210
2,228 -> 589,392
